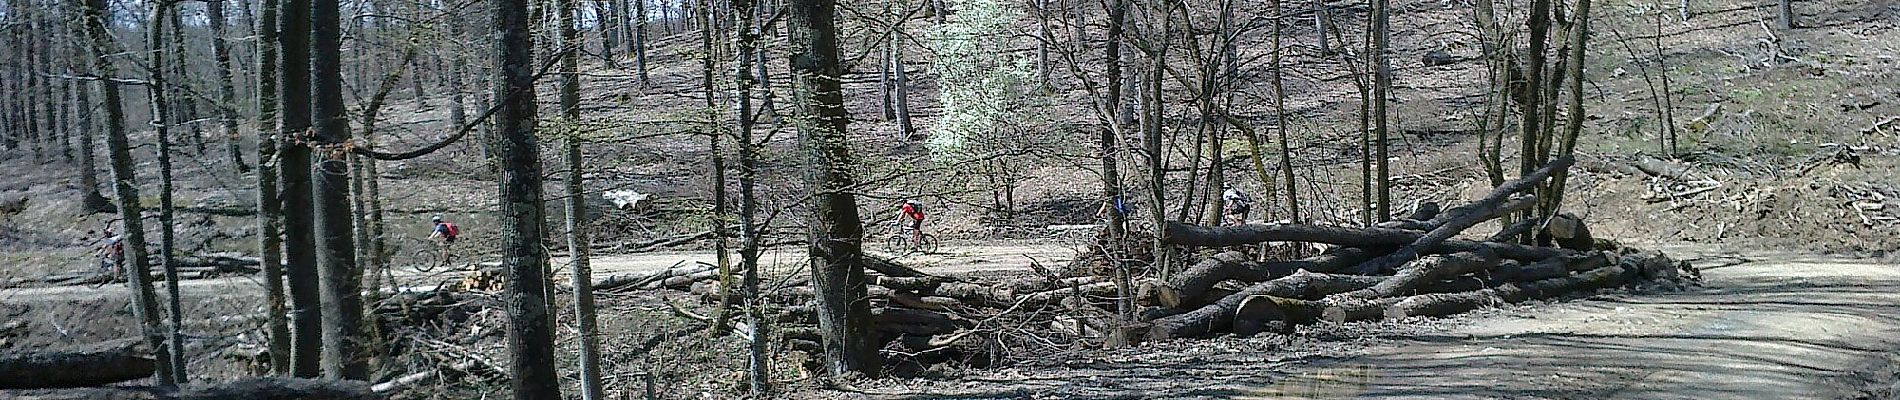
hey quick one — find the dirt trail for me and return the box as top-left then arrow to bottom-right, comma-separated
836,244 -> 1900,399
578,242 -> 1076,279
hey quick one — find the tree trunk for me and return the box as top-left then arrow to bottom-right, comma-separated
279,0 -> 324,378
634,0 -> 649,84
1541,0 -> 1593,222
65,18 -> 111,213
1157,248 -> 1372,308
733,0 -> 770,392
788,0 -> 881,376
0,339 -> 156,389
495,0 -> 563,395
1150,271 -> 1385,340
148,5 -> 190,383
1370,0 -> 1392,221
208,0 -> 249,173
890,34 -> 915,139
253,0 -> 292,375
77,0 -> 176,385
556,0 -> 606,396
308,0 -> 366,379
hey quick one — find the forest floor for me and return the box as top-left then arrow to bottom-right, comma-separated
799,244 -> 1900,399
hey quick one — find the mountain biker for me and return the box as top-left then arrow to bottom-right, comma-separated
897,200 -> 925,245
429,216 -> 459,264
1222,184 -> 1253,226
96,229 -> 124,280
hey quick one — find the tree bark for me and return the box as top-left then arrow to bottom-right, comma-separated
1337,250 -> 1500,299
788,0 -> 881,376
495,0 -> 563,395
1157,248 -> 1372,308
146,4 -> 190,383
253,0 -> 292,375
64,7 -> 111,213
77,0 -> 175,385
208,0 -> 249,173
731,0 -> 771,390
557,0 -> 606,396
1150,271 -> 1385,340
1162,222 -> 1573,261
279,0 -> 324,378
309,0 -> 365,379
889,33 -> 914,139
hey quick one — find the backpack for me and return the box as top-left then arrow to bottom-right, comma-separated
441,222 -> 460,238
904,202 -> 924,219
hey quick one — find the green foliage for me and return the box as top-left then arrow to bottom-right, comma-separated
924,0 -> 1043,159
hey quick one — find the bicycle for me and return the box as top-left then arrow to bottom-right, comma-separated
87,257 -> 124,289
884,228 -> 940,254
407,238 -> 459,273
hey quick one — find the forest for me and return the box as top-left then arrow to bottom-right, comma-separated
1,0 -> 1896,397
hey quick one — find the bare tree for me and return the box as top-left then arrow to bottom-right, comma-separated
78,0 -> 177,385
495,0 -> 564,395
788,0 -> 881,376
279,0 -> 325,377
731,0 -> 770,391
209,0 -> 250,173
559,0 -> 607,395
145,2 -> 190,383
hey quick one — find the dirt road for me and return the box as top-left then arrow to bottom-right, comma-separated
837,245 -> 1900,399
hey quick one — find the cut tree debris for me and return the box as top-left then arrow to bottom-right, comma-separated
599,156 -> 1693,369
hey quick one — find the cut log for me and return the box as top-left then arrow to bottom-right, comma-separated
1545,213 -> 1594,251
1161,222 -> 1570,261
1386,261 -> 1635,319
0,377 -> 380,400
888,293 -> 963,311
928,282 -> 1014,307
1336,249 -> 1500,299
1020,282 -> 1119,307
875,307 -> 970,336
875,276 -> 953,293
1148,271 -> 1385,340
0,338 -> 155,389
864,254 -> 933,278
1344,195 -> 1536,275
1488,218 -> 1540,243
1231,296 -> 1404,336
1157,248 -> 1372,309
594,262 -> 715,291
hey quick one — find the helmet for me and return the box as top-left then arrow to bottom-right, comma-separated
431,215 -> 444,223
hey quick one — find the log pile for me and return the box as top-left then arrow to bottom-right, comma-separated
0,340 -> 378,399
1143,156 -> 1693,340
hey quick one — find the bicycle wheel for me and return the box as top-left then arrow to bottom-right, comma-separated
410,249 -> 440,273
884,235 -> 908,253
917,234 -> 940,254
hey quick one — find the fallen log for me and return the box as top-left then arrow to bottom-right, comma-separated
889,293 -> 964,311
876,276 -> 954,293
0,377 -> 380,400
1161,222 -> 1571,261
1385,261 -> 1635,320
1233,259 -> 1634,336
1156,248 -> 1373,309
1020,282 -> 1119,307
1336,249 -> 1500,299
1148,271 -> 1385,340
1231,296 -> 1403,336
594,262 -> 714,291
0,338 -> 155,389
